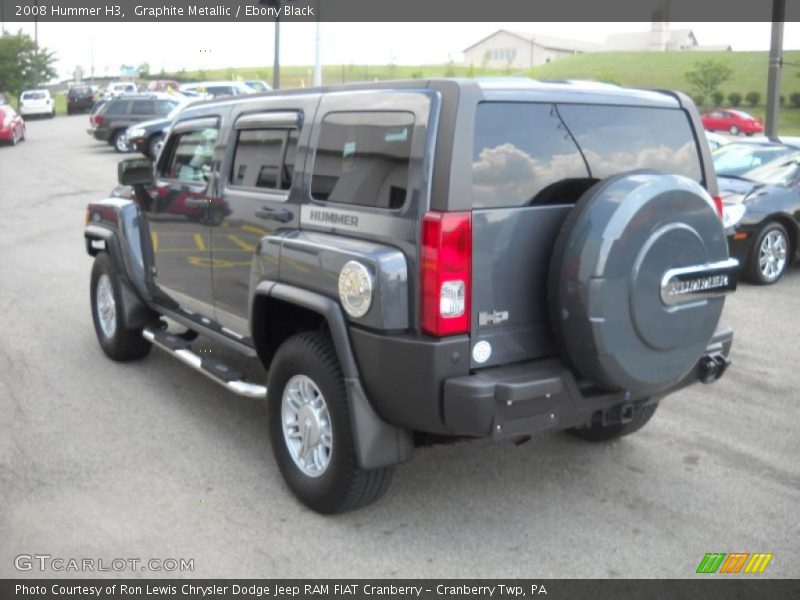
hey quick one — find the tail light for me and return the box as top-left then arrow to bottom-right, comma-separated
713,195 -> 724,219
420,211 -> 471,336
92,115 -> 104,127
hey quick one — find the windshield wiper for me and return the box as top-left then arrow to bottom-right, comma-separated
717,173 -> 755,182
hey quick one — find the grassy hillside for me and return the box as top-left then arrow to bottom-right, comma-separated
533,51 -> 800,97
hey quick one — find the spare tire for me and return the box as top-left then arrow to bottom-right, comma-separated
548,171 -> 735,396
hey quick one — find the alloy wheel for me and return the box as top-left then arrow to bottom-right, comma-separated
759,229 -> 788,282
96,274 -> 117,338
281,374 -> 333,478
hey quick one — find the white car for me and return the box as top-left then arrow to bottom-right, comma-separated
19,89 -> 55,118
178,81 -> 254,99
104,82 -> 138,100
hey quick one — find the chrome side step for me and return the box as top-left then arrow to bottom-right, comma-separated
142,327 -> 267,399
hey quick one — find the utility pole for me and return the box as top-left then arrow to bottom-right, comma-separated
259,0 -> 283,89
765,0 -> 786,141
313,0 -> 321,86
34,0 -> 40,86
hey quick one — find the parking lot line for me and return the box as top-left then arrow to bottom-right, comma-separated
193,234 -> 207,251
228,235 -> 255,252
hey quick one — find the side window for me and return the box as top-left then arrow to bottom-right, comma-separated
156,100 -> 178,115
162,127 -> 219,184
230,128 -> 299,191
131,100 -> 155,115
311,111 -> 414,209
104,101 -> 129,116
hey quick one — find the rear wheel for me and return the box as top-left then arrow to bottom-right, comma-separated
267,332 -> 393,514
90,253 -> 152,361
568,402 -> 659,442
729,125 -> 740,135
747,221 -> 790,285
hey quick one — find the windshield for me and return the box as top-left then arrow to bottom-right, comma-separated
712,143 -> 797,177
731,152 -> 800,186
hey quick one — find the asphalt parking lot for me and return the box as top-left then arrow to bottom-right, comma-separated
1,115 -> 799,579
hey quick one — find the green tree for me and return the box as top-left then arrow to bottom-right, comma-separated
685,59 -> 732,98
0,30 -> 58,99
138,62 -> 150,78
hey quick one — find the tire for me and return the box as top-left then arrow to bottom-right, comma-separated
567,401 -> 659,442
729,125 -> 740,135
111,130 -> 128,153
747,221 -> 791,285
10,130 -> 17,146
20,125 -> 25,141
90,252 -> 152,361
267,332 -> 394,514
147,134 -> 163,159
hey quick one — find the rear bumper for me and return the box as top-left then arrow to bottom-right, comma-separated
442,324 -> 734,438
20,106 -> 52,116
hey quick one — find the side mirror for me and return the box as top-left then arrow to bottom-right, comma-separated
118,157 -> 154,186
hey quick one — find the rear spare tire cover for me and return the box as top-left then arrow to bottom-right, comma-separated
549,171 -> 732,396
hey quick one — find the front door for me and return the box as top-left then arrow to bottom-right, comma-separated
144,118 -> 219,317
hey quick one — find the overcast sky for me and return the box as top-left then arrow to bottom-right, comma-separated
4,21 -> 800,80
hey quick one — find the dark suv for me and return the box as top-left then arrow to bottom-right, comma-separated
84,79 -> 737,514
67,86 -> 95,115
87,93 -> 180,152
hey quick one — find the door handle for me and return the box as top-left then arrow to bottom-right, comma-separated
255,207 -> 293,223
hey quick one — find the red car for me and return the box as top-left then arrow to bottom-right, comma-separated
701,109 -> 764,136
0,106 -> 25,145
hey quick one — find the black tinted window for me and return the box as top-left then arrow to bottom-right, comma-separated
472,102 -> 703,209
231,129 -> 298,190
311,111 -> 413,209
130,100 -> 155,115
104,101 -> 128,116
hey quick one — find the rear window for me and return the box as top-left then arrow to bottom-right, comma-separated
311,111 -> 413,209
130,100 -> 155,115
472,102 -> 703,209
69,87 -> 91,96
22,92 -> 46,100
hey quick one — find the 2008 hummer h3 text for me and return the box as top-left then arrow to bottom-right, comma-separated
84,79 -> 736,513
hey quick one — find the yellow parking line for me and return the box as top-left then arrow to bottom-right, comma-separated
228,235 -> 255,252
193,234 -> 207,251
151,232 -> 159,252
242,224 -> 268,236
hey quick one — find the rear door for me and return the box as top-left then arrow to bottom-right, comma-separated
469,101 -> 707,368
212,107 -> 304,336
144,117 -> 220,316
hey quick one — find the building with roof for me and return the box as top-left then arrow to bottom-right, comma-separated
463,23 -> 731,69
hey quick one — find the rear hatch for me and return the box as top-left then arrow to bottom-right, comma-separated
469,100 -> 707,368
21,91 -> 51,111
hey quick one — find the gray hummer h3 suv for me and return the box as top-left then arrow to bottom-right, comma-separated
84,79 -> 736,514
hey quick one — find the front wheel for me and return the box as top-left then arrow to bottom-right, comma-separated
147,134 -> 163,159
267,332 -> 393,514
90,253 -> 152,361
729,125 -> 740,135
112,130 -> 128,153
747,221 -> 791,284
567,401 -> 659,442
